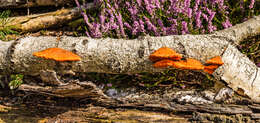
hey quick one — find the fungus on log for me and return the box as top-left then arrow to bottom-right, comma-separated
33,47 -> 81,61
204,65 -> 220,74
205,56 -> 224,65
0,15 -> 259,102
204,56 -> 224,74
153,59 -> 175,68
150,47 -> 204,70
149,47 -> 182,62
171,58 -> 204,70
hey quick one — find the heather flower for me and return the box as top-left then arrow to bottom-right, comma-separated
125,1 -> 130,7
209,12 -> 216,21
100,14 -> 105,25
257,62 -> 260,67
193,0 -> 200,12
184,0 -> 191,9
102,23 -> 110,33
202,13 -> 208,21
157,19 -> 164,28
144,17 -> 158,35
136,0 -> 142,6
157,19 -> 167,35
170,18 -> 177,26
128,6 -> 138,17
155,0 -> 161,8
107,83 -> 112,87
75,0 -> 256,38
124,22 -> 132,30
181,21 -> 189,34
139,19 -> 146,33
91,23 -> 102,38
181,85 -> 186,89
222,19 -> 232,29
187,8 -> 192,18
249,0 -> 255,9
207,22 -> 217,33
195,10 -> 202,28
132,21 -> 140,35
75,0 -> 92,28
110,22 -> 119,30
115,12 -> 126,37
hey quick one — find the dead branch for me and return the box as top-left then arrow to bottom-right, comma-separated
0,0 -> 73,8
7,8 -> 80,32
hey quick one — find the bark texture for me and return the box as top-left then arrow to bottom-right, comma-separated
2,3 -> 97,33
0,15 -> 260,103
6,8 -> 80,32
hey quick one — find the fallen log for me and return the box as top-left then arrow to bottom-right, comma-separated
0,0 -> 73,8
2,2 -> 97,33
7,8 -> 81,32
0,15 -> 260,103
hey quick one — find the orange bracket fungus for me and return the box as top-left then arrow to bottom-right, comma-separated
33,47 -> 81,61
149,47 -> 182,62
204,65 -> 219,74
204,56 -> 224,74
153,59 -> 175,68
172,58 -> 204,70
205,56 -> 224,65
150,47 -> 204,70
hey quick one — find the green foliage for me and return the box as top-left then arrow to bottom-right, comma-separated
9,74 -> 23,90
0,10 -> 18,41
227,0 -> 259,25
238,35 -> 260,64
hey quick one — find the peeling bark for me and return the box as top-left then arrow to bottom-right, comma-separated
0,15 -> 260,103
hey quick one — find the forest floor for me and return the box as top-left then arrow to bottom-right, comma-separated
0,5 -> 259,122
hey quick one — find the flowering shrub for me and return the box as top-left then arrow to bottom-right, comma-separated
75,0 -> 258,38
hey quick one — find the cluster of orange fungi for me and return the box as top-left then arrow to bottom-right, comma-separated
149,47 -> 224,74
33,47 -> 81,62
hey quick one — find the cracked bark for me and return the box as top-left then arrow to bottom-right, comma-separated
0,15 -> 260,104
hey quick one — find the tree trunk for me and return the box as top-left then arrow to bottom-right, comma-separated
0,15 -> 260,103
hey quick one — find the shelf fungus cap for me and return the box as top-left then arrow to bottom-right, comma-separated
33,47 -> 81,61
153,59 -> 175,68
204,65 -> 220,74
206,56 -> 224,65
172,58 -> 204,70
149,47 -> 182,62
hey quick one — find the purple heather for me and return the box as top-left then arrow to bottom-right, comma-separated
187,8 -> 192,18
181,21 -> 189,34
222,19 -> 232,29
195,10 -> 202,28
249,0 -> 255,9
202,13 -> 209,21
139,19 -> 146,33
124,22 -> 132,30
